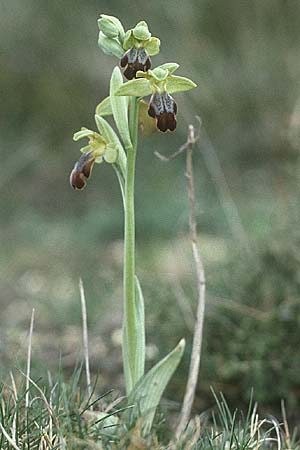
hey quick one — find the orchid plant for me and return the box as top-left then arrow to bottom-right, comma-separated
70,15 -> 197,433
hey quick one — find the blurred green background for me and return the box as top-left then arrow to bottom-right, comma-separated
1,0 -> 300,422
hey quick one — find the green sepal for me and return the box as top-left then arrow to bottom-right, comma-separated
150,67 -> 168,82
157,62 -> 179,74
143,37 -> 160,56
166,75 -> 197,94
126,339 -> 185,434
133,21 -> 151,41
98,32 -> 124,58
73,129 -> 94,141
97,14 -> 125,40
115,78 -> 152,97
95,96 -> 112,117
110,66 -> 132,148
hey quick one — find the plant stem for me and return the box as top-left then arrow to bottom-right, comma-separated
123,96 -> 140,394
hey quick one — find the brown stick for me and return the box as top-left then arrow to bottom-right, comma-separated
176,124 -> 206,438
155,118 -> 206,439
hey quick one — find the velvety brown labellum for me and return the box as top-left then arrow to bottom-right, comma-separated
70,151 -> 96,190
120,47 -> 151,80
148,92 -> 177,132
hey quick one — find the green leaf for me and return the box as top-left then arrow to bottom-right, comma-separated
98,32 -> 124,58
110,66 -> 132,149
144,37 -> 160,56
127,339 -> 185,434
95,96 -> 112,117
115,78 -> 152,97
94,114 -> 126,181
122,275 -> 145,395
157,62 -> 179,74
166,75 -> 197,94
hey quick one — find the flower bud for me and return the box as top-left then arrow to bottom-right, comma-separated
97,15 -> 125,39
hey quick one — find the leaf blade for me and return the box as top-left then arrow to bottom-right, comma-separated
127,339 -> 185,434
95,96 -> 112,117
110,67 -> 132,148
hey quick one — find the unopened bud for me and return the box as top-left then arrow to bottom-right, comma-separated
98,15 -> 124,39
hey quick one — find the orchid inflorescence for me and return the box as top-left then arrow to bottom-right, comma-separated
70,15 -> 196,190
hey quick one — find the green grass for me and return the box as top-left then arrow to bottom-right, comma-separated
0,366 -> 298,449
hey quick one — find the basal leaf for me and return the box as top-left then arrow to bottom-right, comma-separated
127,339 -> 185,434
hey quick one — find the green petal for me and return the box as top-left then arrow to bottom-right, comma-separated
157,62 -> 179,74
98,32 -> 124,58
166,75 -> 197,94
115,79 -> 152,97
73,129 -> 94,141
123,30 -> 135,51
80,145 -> 92,154
95,96 -> 112,117
143,37 -> 160,56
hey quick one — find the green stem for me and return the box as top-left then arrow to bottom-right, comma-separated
123,96 -> 140,394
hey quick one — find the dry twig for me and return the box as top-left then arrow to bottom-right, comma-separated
156,117 -> 206,438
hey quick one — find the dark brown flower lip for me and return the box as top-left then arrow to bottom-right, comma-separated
70,151 -> 96,190
120,47 -> 151,80
148,92 -> 177,132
